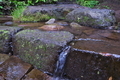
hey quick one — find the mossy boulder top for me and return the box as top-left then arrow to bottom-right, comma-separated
66,8 -> 116,28
15,29 -> 74,46
13,29 -> 74,73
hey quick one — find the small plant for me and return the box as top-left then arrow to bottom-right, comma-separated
11,6 -> 26,21
76,0 -> 99,8
102,6 -> 110,9
12,7 -> 52,22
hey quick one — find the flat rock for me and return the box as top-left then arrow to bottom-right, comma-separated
71,38 -> 120,55
0,56 -> 33,80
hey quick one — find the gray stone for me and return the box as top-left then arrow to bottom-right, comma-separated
3,21 -> 13,26
66,8 -> 116,28
13,29 -> 74,73
23,4 -> 82,19
45,18 -> 56,24
0,26 -> 23,53
70,22 -> 82,29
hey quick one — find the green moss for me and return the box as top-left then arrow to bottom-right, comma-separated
105,18 -> 111,22
0,30 -> 10,40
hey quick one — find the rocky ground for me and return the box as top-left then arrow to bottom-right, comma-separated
0,1 -> 120,80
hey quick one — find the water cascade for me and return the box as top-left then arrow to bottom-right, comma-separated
53,46 -> 71,80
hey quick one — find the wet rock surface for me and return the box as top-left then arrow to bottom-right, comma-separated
13,29 -> 74,74
0,2 -> 120,80
0,56 -> 33,80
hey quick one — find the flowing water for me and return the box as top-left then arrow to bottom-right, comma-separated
53,46 -> 71,80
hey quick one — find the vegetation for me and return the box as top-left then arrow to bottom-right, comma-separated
76,0 -> 99,8
0,0 -> 99,21
11,6 -> 52,22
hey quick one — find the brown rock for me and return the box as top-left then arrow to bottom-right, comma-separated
22,69 -> 52,80
0,53 -> 9,65
83,29 -> 96,35
97,30 -> 120,40
38,24 -> 64,31
0,56 -> 33,80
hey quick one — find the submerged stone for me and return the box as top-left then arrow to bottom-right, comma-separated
13,29 -> 74,74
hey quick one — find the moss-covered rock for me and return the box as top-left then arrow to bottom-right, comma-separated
13,29 -> 74,74
0,26 -> 23,53
66,8 -> 116,29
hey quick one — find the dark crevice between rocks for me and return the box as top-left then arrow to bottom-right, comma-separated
9,28 -> 24,55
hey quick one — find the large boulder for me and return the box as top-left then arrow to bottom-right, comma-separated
23,4 -> 84,19
13,29 -> 74,74
0,26 -> 23,53
66,8 -> 116,29
64,38 -> 120,80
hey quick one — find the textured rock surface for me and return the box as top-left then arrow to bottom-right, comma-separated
0,56 -> 33,80
64,49 -> 119,80
23,4 -> 83,19
0,26 -> 23,53
0,53 -> 9,64
66,8 -> 116,28
22,69 -> 52,80
13,29 -> 74,73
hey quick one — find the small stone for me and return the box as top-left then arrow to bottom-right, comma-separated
38,24 -> 64,31
70,22 -> 82,29
3,21 -> 13,26
45,18 -> 56,24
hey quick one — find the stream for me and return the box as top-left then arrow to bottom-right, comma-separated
0,17 -> 120,79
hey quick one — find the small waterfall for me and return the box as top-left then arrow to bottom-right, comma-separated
53,46 -> 71,80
